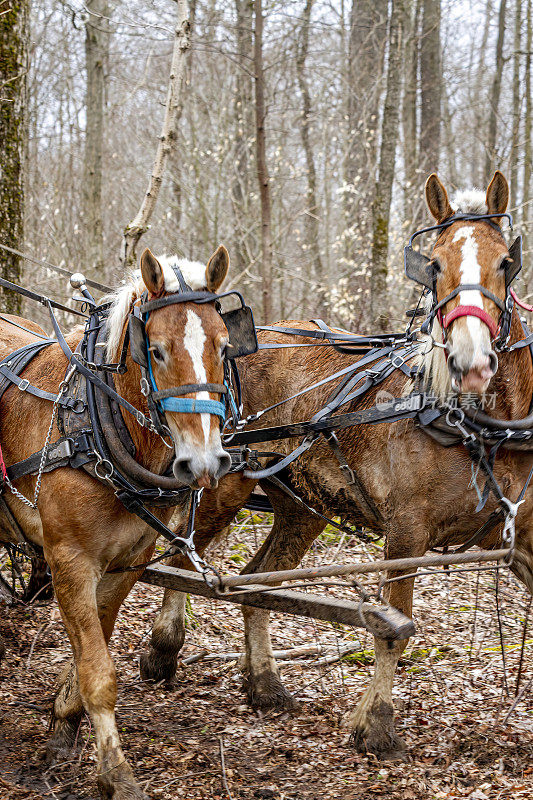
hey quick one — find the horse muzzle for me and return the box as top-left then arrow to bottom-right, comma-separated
172,446 -> 231,489
447,349 -> 498,395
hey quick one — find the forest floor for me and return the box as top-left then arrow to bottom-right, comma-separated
0,510 -> 532,800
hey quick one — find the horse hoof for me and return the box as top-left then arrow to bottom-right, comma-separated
346,698 -> 407,761
98,761 -> 148,800
244,670 -> 300,712
139,648 -> 177,683
46,718 -> 81,765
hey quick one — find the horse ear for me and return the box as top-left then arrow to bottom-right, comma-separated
425,174 -> 453,223
140,249 -> 165,295
206,245 -> 229,292
486,170 -> 509,218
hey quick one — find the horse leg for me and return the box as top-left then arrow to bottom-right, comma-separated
48,547 -> 152,800
141,473 -> 256,682
22,555 -> 53,602
241,487 -> 325,711
346,530 -> 425,759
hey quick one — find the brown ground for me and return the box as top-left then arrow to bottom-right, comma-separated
1,511 -> 532,800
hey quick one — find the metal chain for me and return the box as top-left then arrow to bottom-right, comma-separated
5,381 -> 68,510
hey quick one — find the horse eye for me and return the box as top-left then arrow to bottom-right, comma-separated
149,345 -> 164,363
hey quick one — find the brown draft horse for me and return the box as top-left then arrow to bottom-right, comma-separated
0,246 -> 232,799
143,172 -> 533,759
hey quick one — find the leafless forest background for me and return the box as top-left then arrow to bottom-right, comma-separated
3,0 -> 532,329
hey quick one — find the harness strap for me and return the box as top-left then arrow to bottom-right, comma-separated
323,431 -> 383,525
0,361 -> 83,411
242,435 -> 318,480
6,431 -> 94,482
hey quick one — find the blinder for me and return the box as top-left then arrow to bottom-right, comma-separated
217,292 -> 258,358
128,313 -> 149,370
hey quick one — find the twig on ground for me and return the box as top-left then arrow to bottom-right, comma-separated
218,735 -> 233,800
502,676 -> 533,725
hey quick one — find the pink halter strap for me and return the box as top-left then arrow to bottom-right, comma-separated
440,305 -> 499,339
510,288 -> 533,313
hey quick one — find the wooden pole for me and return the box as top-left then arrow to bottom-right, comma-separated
215,548 -> 511,588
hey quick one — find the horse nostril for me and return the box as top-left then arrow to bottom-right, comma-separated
447,354 -> 459,377
488,350 -> 498,374
173,458 -> 194,483
217,452 -> 232,479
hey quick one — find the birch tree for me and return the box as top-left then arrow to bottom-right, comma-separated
0,0 -> 28,314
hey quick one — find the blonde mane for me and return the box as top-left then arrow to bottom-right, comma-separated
104,255 -> 208,361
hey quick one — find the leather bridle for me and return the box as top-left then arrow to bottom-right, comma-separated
404,212 -> 522,352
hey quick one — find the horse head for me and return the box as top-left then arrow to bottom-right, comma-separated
424,171 -> 519,396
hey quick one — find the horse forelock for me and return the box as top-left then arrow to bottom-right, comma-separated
104,255 -> 208,361
450,188 -> 487,215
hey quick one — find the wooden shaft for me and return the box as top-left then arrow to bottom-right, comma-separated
217,548 -> 511,588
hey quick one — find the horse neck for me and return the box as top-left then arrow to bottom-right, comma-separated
112,330 -> 172,474
491,308 -> 533,420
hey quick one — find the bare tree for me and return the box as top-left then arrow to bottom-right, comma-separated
344,0 -> 388,263
296,0 -> 325,316
253,0 -> 273,323
510,0 -> 521,212
84,1 -> 112,274
419,0 -> 441,176
123,0 -> 191,268
485,0 -> 507,183
402,0 -> 420,226
0,0 -> 28,314
371,0 -> 406,329
232,0 -> 255,275
524,0 -> 532,262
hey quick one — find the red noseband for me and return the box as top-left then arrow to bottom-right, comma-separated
440,305 -> 499,339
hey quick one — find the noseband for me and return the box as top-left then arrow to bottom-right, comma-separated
404,212 -> 523,351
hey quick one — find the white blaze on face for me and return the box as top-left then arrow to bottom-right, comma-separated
452,226 -> 485,349
183,309 -> 210,445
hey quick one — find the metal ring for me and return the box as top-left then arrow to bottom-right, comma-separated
94,458 -> 114,481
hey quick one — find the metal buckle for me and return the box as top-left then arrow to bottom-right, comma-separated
391,353 -> 405,370
18,378 -> 30,391
47,439 -> 74,462
340,463 -> 356,485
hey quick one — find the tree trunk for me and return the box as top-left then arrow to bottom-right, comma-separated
510,0 -> 521,212
0,0 -> 28,314
123,1 -> 191,268
253,0 -> 273,323
296,0 -> 325,316
169,0 -> 196,251
84,0 -> 111,274
419,0 -> 441,177
402,0 -> 420,228
344,0 -> 388,272
231,0 -> 255,275
524,0 -> 532,265
485,0 -> 507,183
371,0 -> 405,330
471,1 -> 493,185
